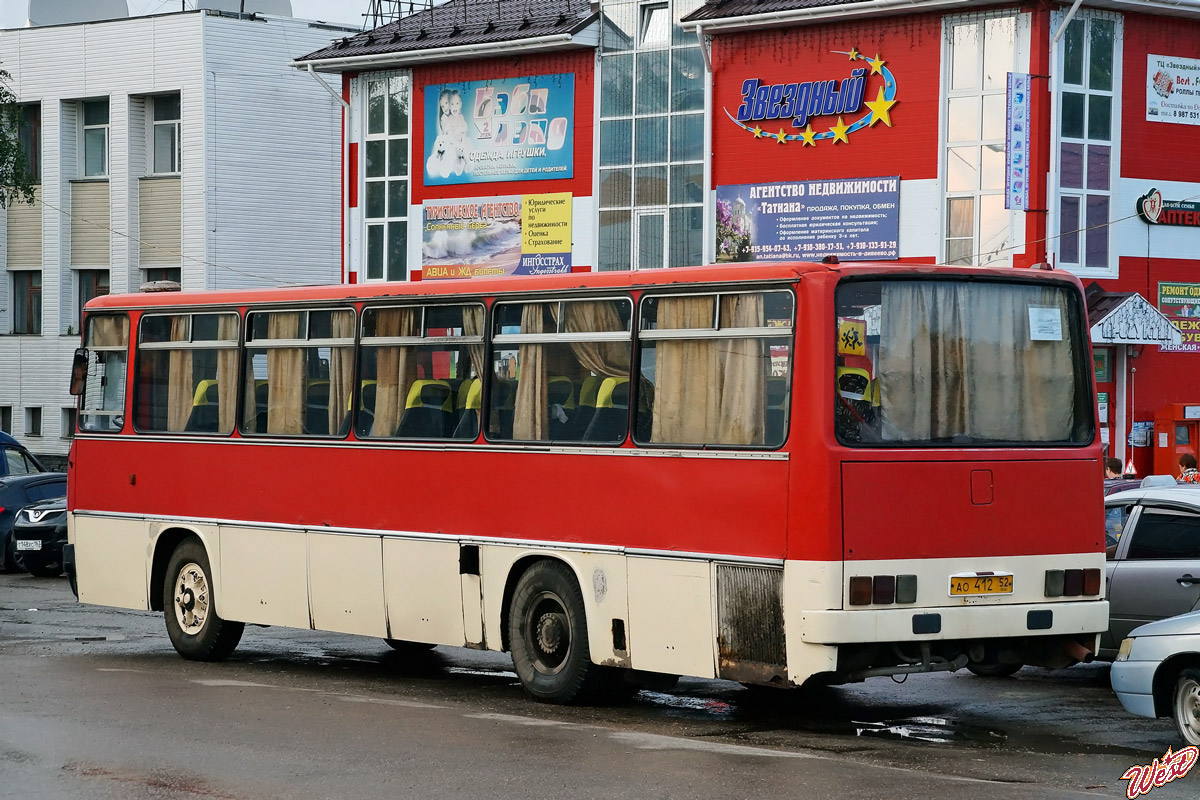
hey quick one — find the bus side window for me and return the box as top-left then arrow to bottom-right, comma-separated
635,290 -> 794,448
358,303 -> 485,440
136,313 -> 239,435
488,298 -> 633,444
240,309 -> 354,437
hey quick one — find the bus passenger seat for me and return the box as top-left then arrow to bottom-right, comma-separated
184,380 -> 221,433
396,379 -> 454,438
304,380 -> 330,436
355,380 -> 377,436
582,377 -> 629,443
451,378 -> 482,439
574,375 -> 602,438
547,375 -> 576,440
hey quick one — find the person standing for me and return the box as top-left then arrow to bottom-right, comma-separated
1180,453 -> 1200,484
1105,458 -> 1123,479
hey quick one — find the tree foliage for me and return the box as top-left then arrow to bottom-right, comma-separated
0,67 -> 36,209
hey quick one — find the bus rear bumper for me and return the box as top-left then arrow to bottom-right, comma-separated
799,600 -> 1108,644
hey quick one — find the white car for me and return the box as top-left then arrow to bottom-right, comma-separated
1111,609 -> 1200,745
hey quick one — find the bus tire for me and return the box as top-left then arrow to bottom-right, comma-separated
163,538 -> 243,662
508,560 -> 605,705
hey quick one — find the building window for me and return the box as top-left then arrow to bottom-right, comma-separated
599,0 -> 705,270
61,407 -> 77,439
1054,14 -> 1118,273
943,13 -> 1017,266
151,94 -> 181,174
17,103 -> 40,183
25,407 -> 41,437
77,269 -> 111,323
144,267 -> 181,286
82,99 -> 109,178
363,74 -> 409,282
0,406 -> 11,434
12,271 -> 42,335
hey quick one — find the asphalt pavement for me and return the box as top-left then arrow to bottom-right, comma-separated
0,572 -> 1194,800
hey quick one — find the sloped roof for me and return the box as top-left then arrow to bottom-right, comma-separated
683,0 -> 867,22
1086,285 -> 1183,346
296,0 -> 597,67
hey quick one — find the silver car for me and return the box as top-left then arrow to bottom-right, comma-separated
1101,487 -> 1200,660
1110,609 -> 1200,745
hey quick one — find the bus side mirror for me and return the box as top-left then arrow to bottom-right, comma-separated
69,348 -> 89,396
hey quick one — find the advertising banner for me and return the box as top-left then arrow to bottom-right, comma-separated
716,178 -> 899,262
423,73 -> 574,186
1158,281 -> 1200,352
421,193 -> 572,279
1005,72 -> 1031,211
1147,54 -> 1200,126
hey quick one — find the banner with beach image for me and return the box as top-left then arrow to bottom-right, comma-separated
423,73 -> 574,186
421,193 -> 573,279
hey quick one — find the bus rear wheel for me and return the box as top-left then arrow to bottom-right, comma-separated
509,561 -> 608,704
163,538 -> 243,661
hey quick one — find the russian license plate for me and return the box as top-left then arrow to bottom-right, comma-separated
949,573 -> 1013,596
15,540 -> 42,551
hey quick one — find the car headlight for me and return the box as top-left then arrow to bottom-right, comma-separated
1116,637 -> 1135,662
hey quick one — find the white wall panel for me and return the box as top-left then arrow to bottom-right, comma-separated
202,15 -> 344,290
0,12 -> 350,457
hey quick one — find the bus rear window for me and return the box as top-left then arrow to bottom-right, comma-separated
834,279 -> 1092,446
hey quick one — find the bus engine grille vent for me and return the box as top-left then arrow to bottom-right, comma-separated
715,564 -> 786,684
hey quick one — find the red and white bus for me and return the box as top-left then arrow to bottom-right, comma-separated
66,262 -> 1107,702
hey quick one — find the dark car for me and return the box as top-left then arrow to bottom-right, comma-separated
1,431 -> 46,477
12,497 -> 67,577
1,473 -> 67,572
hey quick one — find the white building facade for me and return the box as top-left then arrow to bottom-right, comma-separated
0,9 -> 353,465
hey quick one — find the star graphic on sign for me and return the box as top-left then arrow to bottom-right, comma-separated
775,128 -> 788,143
800,124 -> 818,146
865,88 -> 897,127
868,54 -> 886,75
847,47 -> 860,60
829,116 -> 850,143
752,126 -> 764,138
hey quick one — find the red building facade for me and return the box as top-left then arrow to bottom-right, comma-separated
298,0 -> 1200,475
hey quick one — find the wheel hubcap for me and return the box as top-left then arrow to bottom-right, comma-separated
524,592 -> 571,676
173,562 -> 209,635
1176,678 -> 1200,745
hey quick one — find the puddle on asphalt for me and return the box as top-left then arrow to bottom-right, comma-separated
635,689 -> 1009,747
852,715 -> 1007,744
637,691 -> 738,720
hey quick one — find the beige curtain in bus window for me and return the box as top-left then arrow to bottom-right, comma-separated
715,294 -> 766,445
87,315 -> 128,348
217,315 -> 238,433
651,295 -> 766,445
267,312 -> 305,435
327,310 -> 355,434
555,300 -> 630,377
878,283 -> 1075,441
167,316 -> 193,432
513,303 -> 548,440
371,307 -> 419,436
461,305 -> 486,378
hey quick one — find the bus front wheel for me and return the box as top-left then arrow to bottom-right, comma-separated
509,560 -> 607,704
163,538 -> 244,661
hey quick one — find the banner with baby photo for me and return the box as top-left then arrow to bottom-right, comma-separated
423,73 -> 575,186
421,193 -> 573,279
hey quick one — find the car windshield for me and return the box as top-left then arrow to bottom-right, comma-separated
834,279 -> 1093,446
